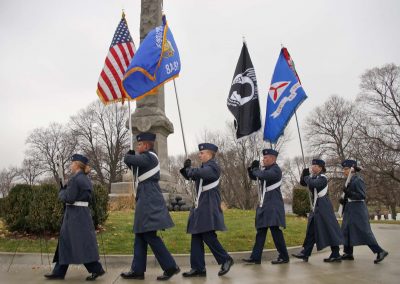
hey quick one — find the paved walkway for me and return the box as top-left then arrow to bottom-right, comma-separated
0,224 -> 399,283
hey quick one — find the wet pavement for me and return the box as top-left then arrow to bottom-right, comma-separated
0,224 -> 398,283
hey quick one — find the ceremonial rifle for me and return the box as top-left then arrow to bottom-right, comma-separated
338,167 -> 354,217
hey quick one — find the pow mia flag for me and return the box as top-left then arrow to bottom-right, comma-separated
227,42 -> 261,139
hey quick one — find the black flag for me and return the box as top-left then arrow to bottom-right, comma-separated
227,42 -> 261,139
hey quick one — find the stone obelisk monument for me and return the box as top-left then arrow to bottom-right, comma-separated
111,0 -> 191,208
129,0 -> 175,193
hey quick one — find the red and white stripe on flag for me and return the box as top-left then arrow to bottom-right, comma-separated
97,15 -> 136,104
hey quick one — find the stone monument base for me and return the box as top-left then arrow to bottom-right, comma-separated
109,182 -> 133,200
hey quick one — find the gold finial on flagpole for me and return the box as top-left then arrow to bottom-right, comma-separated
122,9 -> 126,19
242,35 -> 246,45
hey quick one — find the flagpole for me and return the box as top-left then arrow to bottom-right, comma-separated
128,101 -> 134,150
173,79 -> 198,206
294,110 -> 313,211
173,79 -> 188,157
241,36 -> 264,207
127,101 -> 137,199
294,111 -> 306,167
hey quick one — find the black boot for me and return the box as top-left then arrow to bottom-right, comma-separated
323,256 -> 342,263
242,258 -> 261,264
86,269 -> 105,281
44,273 -> 65,280
292,253 -> 309,262
341,253 -> 354,260
218,257 -> 234,276
374,250 -> 389,264
271,257 -> 289,264
120,271 -> 145,279
156,266 -> 180,281
182,269 -> 207,277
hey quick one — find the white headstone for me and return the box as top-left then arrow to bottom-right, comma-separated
396,213 -> 400,221
374,215 -> 378,221
388,214 -> 392,220
381,215 -> 385,220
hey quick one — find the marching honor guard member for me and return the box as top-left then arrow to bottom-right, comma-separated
44,154 -> 105,281
120,132 -> 180,281
340,159 -> 389,263
292,159 -> 343,262
242,149 -> 289,265
180,143 -> 234,277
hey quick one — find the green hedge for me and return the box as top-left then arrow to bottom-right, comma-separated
26,184 -> 64,232
91,184 -> 109,228
292,186 -> 312,217
2,184 -> 33,232
0,197 -> 6,218
1,183 -> 109,234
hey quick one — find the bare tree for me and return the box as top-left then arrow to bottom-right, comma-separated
281,156 -> 306,201
304,95 -> 360,164
354,63 -> 400,216
358,64 -> 400,134
26,122 -> 78,183
219,132 -> 261,209
18,158 -> 45,186
356,63 -> 400,179
70,101 -> 130,191
303,95 -> 363,207
168,152 -> 199,203
192,122 -> 290,209
0,167 -> 19,197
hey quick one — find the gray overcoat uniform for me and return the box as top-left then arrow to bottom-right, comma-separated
56,171 -> 100,265
124,150 -> 174,234
251,163 -> 286,229
341,174 -> 378,246
304,173 -> 343,250
181,159 -> 227,234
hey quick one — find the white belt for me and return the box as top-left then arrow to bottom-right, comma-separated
259,180 -> 282,207
195,178 -> 220,208
67,201 -> 88,207
348,199 -> 364,202
313,185 -> 328,208
202,179 -> 220,191
136,152 -> 160,185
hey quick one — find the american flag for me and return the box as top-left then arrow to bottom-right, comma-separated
97,13 -> 136,104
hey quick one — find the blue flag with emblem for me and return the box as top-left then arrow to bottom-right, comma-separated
264,48 -> 307,143
122,15 -> 180,100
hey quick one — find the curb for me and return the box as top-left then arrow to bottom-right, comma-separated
0,246 -> 306,268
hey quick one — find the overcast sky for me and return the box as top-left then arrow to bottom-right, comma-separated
1,0 -> 400,169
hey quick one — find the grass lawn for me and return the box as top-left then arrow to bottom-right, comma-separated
1,210 -> 309,254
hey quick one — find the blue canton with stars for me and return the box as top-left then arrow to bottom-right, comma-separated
110,18 -> 133,47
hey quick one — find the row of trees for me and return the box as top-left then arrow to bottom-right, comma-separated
1,63 -> 398,217
302,64 -> 400,216
0,101 -> 130,196
169,63 -> 400,217
168,125 -> 291,209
